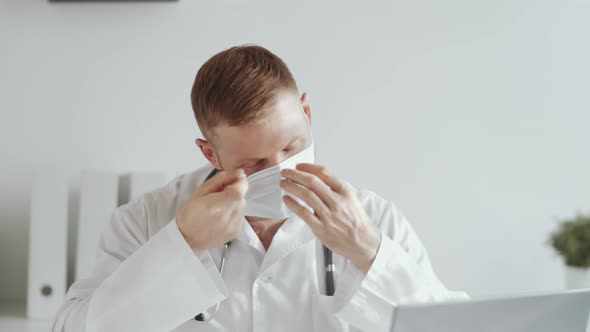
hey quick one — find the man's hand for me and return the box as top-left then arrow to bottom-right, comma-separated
280,164 -> 382,274
176,169 -> 248,251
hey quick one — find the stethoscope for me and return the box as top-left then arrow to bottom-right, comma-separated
195,168 -> 335,322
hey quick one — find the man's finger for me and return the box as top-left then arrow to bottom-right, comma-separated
293,163 -> 347,194
199,169 -> 245,195
223,176 -> 249,199
280,167 -> 339,208
280,179 -> 328,218
283,195 -> 322,229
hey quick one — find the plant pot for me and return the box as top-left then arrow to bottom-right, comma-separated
566,266 -> 590,289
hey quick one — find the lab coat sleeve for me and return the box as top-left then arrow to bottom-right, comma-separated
329,191 -> 469,332
52,204 -> 228,332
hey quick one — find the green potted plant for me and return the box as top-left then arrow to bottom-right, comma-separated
550,213 -> 590,289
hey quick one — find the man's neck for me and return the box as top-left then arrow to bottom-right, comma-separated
245,216 -> 288,251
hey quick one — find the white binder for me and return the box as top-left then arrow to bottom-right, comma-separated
75,172 -> 119,280
27,173 -> 69,319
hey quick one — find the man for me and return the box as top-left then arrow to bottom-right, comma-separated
53,45 -> 468,332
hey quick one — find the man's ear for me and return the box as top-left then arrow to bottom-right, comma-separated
301,92 -> 312,126
195,138 -> 222,170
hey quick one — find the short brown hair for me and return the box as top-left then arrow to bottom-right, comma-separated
190,45 -> 298,140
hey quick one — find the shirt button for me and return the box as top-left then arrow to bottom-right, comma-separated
262,275 -> 273,282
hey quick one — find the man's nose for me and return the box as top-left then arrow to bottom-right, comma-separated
266,151 -> 289,168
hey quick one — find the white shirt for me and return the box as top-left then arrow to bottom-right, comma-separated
52,165 -> 468,332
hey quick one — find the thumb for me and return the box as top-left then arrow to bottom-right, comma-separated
198,169 -> 245,196
223,175 -> 249,198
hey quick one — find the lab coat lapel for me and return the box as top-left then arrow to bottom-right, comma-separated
236,217 -> 267,254
258,215 -> 315,273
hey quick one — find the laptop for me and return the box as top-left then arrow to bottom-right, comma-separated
390,288 -> 590,332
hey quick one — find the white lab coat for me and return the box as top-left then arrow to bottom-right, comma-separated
52,165 -> 468,332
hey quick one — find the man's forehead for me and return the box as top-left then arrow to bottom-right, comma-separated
222,127 -> 304,159
235,136 -> 304,162
216,105 -> 305,146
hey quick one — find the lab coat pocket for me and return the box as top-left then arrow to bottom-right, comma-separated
312,293 -> 351,332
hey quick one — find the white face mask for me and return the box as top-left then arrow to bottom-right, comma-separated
244,143 -> 316,219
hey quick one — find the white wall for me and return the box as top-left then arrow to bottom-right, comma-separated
1,0 -> 589,302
